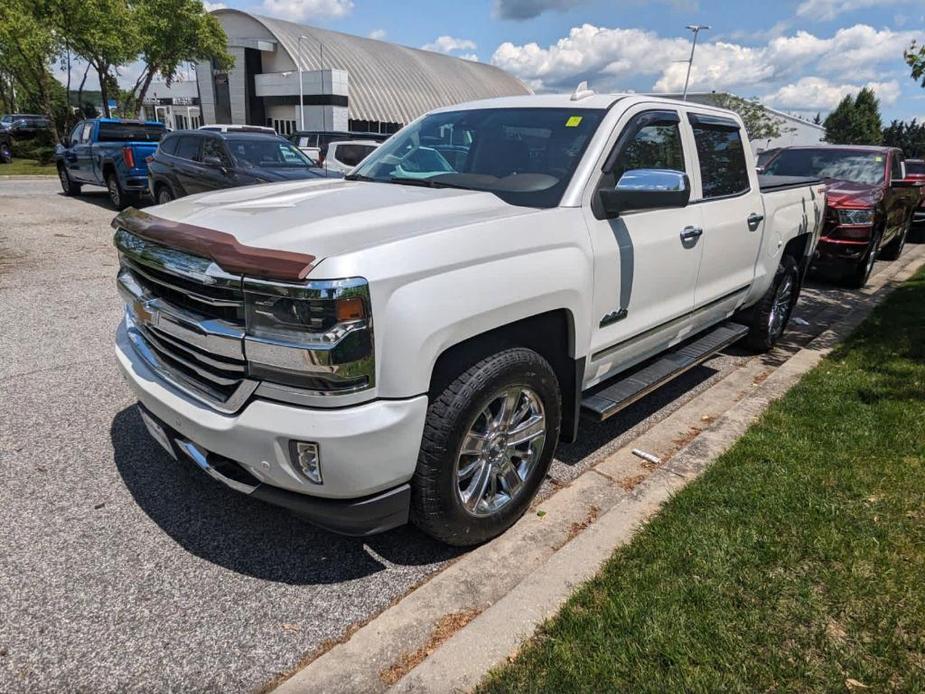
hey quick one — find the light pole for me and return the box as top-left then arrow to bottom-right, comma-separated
298,34 -> 325,132
681,24 -> 710,101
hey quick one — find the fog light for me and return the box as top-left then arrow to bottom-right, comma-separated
290,441 -> 322,484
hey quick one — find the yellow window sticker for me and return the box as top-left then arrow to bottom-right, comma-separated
873,155 -> 884,162
565,116 -> 583,127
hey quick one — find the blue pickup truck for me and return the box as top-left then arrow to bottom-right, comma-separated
55,118 -> 166,209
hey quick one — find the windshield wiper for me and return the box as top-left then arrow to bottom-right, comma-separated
344,173 -> 378,182
388,176 -> 475,191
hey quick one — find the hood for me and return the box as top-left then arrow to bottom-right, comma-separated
147,178 -> 539,262
824,179 -> 883,208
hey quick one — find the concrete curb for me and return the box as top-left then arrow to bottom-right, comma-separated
0,174 -> 57,180
273,246 -> 925,694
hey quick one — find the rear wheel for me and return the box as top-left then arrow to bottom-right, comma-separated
58,165 -> 81,195
411,348 -> 561,546
106,173 -> 134,210
745,255 -> 800,352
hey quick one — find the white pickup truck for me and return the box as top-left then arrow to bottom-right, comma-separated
113,93 -> 824,545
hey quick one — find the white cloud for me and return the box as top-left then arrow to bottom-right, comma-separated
795,0 -> 909,21
766,77 -> 901,110
368,28 -> 386,40
203,1 -> 226,10
259,0 -> 353,21
490,22 -> 915,104
422,36 -> 478,53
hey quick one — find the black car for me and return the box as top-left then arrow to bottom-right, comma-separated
147,130 -> 331,204
0,113 -> 52,139
0,128 -> 12,164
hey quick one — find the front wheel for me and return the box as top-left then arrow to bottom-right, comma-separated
411,348 -> 561,546
845,235 -> 880,289
878,220 -> 909,261
745,255 -> 800,352
58,165 -> 81,195
156,184 -> 175,205
0,142 -> 11,164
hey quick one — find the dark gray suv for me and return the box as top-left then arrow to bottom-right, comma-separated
147,130 -> 333,204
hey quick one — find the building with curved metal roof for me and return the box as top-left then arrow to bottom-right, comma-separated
144,9 -> 531,135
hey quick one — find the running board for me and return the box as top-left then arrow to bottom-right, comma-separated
581,322 -> 750,422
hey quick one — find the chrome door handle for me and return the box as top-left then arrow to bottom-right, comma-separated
747,213 -> 764,231
680,226 -> 703,242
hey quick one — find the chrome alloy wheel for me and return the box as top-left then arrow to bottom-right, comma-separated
454,386 -> 546,517
108,177 -> 121,207
769,273 -> 795,339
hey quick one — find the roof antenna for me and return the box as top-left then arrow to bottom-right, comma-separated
570,81 -> 595,101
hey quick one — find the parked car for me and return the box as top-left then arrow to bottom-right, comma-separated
55,118 -> 166,209
904,158 -> 925,240
199,124 -> 277,134
0,128 -> 12,164
321,139 -> 380,174
755,148 -> 780,170
762,145 -> 919,287
0,113 -> 52,139
147,130 -> 330,204
113,93 -> 824,545
291,129 -> 390,161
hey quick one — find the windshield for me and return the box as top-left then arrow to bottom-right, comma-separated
226,138 -> 318,169
764,148 -> 886,185
350,107 -> 605,208
98,123 -> 164,142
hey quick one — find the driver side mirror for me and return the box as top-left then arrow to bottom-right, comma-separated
597,169 -> 691,218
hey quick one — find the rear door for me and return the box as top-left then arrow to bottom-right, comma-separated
581,105 -> 704,388
687,112 -> 764,324
172,135 -> 204,194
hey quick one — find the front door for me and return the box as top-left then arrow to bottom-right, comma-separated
69,121 -> 94,183
687,113 -> 764,320
582,106 -> 704,389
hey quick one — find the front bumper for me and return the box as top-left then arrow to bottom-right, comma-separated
116,323 -> 428,535
812,235 -> 870,269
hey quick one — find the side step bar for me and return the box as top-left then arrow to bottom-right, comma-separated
581,322 -> 750,422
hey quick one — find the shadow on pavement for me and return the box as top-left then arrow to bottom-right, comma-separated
110,406 -> 462,585
59,189 -> 152,211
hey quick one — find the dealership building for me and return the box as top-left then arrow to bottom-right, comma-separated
143,8 -> 531,133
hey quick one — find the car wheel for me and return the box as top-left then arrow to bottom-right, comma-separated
0,142 -> 11,164
58,165 -> 82,195
106,174 -> 134,210
411,348 -> 561,546
845,234 -> 880,289
156,185 -> 175,205
879,220 -> 909,261
745,255 -> 800,352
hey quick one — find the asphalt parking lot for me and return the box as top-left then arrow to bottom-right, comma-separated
0,178 -> 894,691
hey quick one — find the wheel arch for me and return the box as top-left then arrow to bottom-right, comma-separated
428,309 -> 584,444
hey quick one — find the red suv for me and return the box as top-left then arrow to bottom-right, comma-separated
763,146 -> 920,287
905,158 -> 925,240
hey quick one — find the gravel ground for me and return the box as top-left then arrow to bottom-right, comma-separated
0,179 -> 891,692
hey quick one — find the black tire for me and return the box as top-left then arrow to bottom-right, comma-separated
106,173 -> 135,210
411,348 -> 562,546
745,255 -> 801,352
156,184 -> 175,205
911,222 -> 925,244
0,142 -> 11,164
844,234 -> 880,289
57,164 -> 81,195
879,219 -> 909,261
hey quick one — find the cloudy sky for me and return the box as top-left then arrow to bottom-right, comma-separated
90,0 -> 925,121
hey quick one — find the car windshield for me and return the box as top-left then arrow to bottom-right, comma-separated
764,148 -> 886,185
905,160 -> 925,175
226,138 -> 317,168
98,123 -> 164,142
349,107 -> 605,208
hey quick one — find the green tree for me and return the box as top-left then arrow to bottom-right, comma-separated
119,0 -> 232,117
823,87 -> 882,145
0,0 -> 63,139
882,118 -> 925,157
711,93 -> 795,145
906,40 -> 925,87
59,0 -> 139,117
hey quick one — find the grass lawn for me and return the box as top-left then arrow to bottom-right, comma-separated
0,159 -> 56,176
480,267 -> 925,693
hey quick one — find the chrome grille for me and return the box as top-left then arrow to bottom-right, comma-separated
115,229 -> 256,412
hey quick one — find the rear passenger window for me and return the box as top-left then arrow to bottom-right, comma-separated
158,135 -> 179,156
174,136 -> 200,161
691,124 -> 750,198
890,154 -> 903,182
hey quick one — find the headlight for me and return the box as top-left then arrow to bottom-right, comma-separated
243,277 -> 374,393
837,208 -> 874,225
